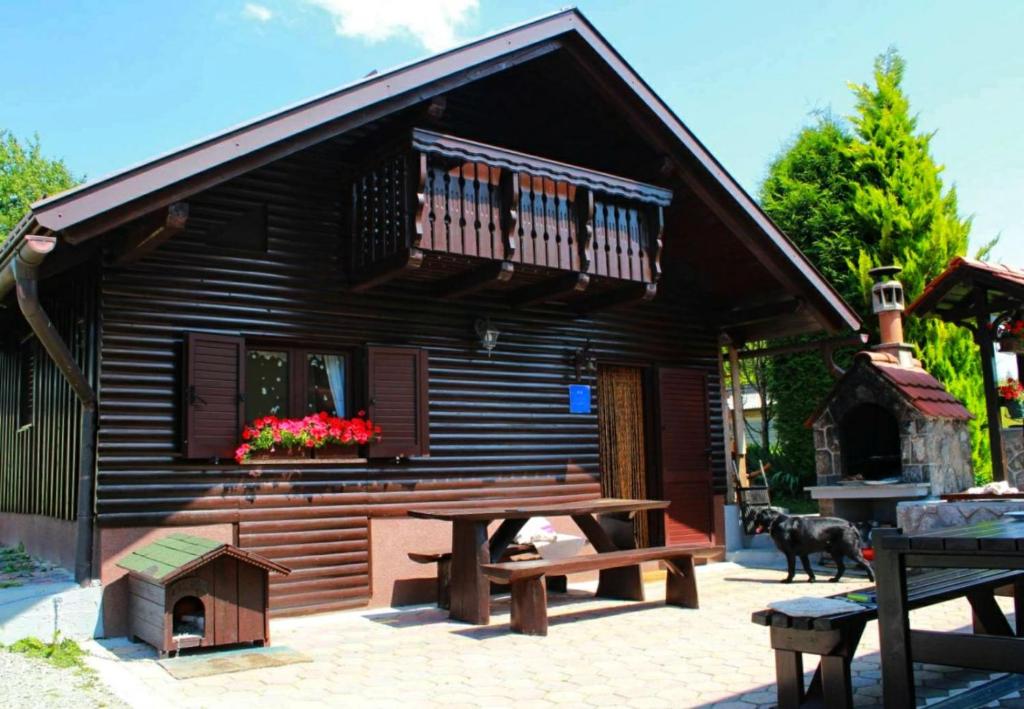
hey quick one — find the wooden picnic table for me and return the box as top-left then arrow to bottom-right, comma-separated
408,498 -> 670,624
875,518 -> 1024,707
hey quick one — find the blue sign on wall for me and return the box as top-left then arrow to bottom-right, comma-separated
568,384 -> 592,414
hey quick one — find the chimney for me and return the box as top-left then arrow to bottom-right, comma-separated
869,265 -> 915,367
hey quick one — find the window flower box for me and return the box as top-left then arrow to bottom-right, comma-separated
235,412 -> 380,464
313,443 -> 362,460
246,448 -> 310,463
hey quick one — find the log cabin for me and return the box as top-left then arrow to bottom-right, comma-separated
0,9 -> 860,634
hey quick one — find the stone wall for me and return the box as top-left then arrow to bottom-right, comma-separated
897,499 -> 1024,535
910,418 -> 974,495
1005,427 -> 1024,487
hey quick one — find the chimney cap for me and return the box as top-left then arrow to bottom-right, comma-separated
869,265 -> 903,281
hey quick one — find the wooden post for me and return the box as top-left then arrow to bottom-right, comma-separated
728,343 -> 748,487
718,345 -> 736,502
875,529 -> 915,708
975,288 -> 1007,481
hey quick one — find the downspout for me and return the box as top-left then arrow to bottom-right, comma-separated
3,235 -> 99,584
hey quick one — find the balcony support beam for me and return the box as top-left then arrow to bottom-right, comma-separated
509,272 -> 590,308
433,260 -> 515,299
350,248 -> 424,292
573,282 -> 657,315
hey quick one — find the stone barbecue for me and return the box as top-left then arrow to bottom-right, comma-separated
806,267 -> 974,524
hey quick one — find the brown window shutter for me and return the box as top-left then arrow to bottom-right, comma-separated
367,347 -> 430,458
183,332 -> 245,459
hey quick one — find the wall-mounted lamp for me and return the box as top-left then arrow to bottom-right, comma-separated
572,339 -> 598,381
475,317 -> 500,357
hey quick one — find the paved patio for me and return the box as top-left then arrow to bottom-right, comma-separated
84,562 -> 1021,708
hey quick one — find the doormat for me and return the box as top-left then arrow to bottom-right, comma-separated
158,645 -> 311,679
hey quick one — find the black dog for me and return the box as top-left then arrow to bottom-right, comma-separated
752,507 -> 874,583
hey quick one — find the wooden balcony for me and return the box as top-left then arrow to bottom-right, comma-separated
350,129 -> 672,309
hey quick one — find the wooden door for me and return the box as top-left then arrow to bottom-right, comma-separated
597,365 -> 649,547
657,368 -> 713,545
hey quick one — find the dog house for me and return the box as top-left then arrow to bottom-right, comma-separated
117,533 -> 290,657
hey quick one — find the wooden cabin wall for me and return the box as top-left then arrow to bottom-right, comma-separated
0,269 -> 97,521
95,144 -> 725,616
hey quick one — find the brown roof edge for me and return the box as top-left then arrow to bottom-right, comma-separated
8,8 -> 859,333
908,256 -> 1024,317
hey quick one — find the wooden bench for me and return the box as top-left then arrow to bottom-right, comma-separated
481,545 -> 717,635
409,544 -> 565,610
752,568 -> 1024,709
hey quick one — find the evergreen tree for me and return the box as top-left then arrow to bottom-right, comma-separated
759,116 -> 862,481
760,50 -> 993,483
846,50 -> 992,480
0,130 -> 78,241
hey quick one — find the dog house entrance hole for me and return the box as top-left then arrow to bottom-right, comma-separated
840,403 -> 900,481
172,596 -> 206,637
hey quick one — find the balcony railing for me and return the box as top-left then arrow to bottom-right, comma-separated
350,129 -> 672,298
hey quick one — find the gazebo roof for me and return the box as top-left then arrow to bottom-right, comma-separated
907,257 -> 1024,321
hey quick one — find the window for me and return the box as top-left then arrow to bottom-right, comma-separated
183,332 -> 429,460
244,347 -> 348,422
18,337 -> 35,429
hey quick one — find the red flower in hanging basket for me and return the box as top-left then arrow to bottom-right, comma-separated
998,378 -> 1024,403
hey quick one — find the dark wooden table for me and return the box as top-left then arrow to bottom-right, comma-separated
408,498 -> 670,624
875,519 -> 1024,707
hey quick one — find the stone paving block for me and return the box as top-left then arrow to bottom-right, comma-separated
81,564 -> 1021,708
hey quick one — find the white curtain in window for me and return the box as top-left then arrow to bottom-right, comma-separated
324,355 -> 346,417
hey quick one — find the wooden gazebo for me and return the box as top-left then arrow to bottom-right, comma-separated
908,257 -> 1024,480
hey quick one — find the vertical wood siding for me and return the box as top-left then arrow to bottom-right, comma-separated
0,271 -> 97,520
92,145 -> 724,615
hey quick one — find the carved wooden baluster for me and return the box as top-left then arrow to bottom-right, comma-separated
499,170 -> 519,262
555,182 -> 570,270
540,178 -> 548,266
484,166 -> 497,259
442,169 -> 453,254
462,162 -> 477,258
650,205 -> 664,284
613,204 -> 626,280
623,206 -> 636,281
409,152 -> 428,251
575,187 -> 594,275
430,165 -> 446,252
520,176 -> 535,267
592,199 -> 606,277
475,164 -> 490,259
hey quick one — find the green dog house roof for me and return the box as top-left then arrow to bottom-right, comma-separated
116,533 -> 290,585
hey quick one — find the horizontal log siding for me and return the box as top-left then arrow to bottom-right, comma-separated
0,271 -> 97,520
96,146 -> 724,614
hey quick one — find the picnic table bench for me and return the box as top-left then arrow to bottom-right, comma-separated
752,565 -> 1024,709
408,543 -> 565,610
482,545 -> 718,635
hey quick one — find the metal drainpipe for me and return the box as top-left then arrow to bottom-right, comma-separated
7,236 -> 99,584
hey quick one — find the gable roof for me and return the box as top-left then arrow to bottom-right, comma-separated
116,532 -> 289,584
2,9 -> 859,334
806,351 -> 972,426
908,256 -> 1024,320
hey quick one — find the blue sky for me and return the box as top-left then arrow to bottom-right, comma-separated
2,0 -> 1022,269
